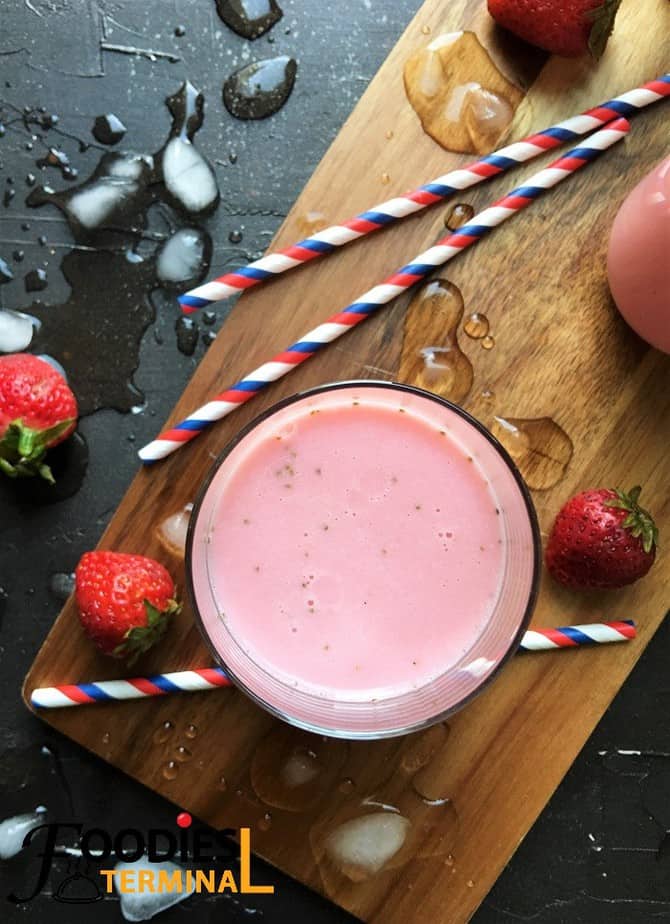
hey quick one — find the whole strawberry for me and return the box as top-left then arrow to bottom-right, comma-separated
75,551 -> 181,662
546,486 -> 658,590
0,353 -> 78,483
487,0 -> 622,58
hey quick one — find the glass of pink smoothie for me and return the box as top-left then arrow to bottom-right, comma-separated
187,382 -> 540,738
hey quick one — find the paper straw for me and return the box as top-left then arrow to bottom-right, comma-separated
30,667 -> 231,708
140,118 -> 629,463
179,75 -> 669,314
30,621 -> 636,708
519,619 -> 636,651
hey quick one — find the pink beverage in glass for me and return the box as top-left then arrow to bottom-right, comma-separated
188,383 -> 539,738
607,156 -> 670,354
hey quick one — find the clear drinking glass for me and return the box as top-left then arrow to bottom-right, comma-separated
187,381 -> 541,739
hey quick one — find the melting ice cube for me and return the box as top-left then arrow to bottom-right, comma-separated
114,858 -> 194,922
156,229 -> 209,287
323,812 -> 410,878
0,808 -> 47,859
162,138 -> 219,214
0,310 -> 39,353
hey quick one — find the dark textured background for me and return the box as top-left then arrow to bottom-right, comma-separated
1,1 -> 668,921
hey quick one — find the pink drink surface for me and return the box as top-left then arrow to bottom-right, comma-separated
204,392 -> 505,701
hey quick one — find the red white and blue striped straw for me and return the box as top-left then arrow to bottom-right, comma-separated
29,621 -> 636,708
179,75 -> 669,314
140,118 -> 629,463
519,619 -> 636,652
30,667 -> 231,708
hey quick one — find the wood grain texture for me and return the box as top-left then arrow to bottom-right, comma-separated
23,0 -> 670,921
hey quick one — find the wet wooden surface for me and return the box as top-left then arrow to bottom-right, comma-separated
23,0 -> 670,920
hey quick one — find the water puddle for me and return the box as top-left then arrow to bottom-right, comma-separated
399,279 -> 473,404
403,31 -> 523,154
215,0 -> 283,39
491,416 -> 574,490
251,726 -> 349,812
444,202 -> 474,230
223,56 -> 297,120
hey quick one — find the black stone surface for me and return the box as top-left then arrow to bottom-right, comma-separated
0,1 -> 667,921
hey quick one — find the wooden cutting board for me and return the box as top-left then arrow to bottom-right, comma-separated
24,0 -> 669,920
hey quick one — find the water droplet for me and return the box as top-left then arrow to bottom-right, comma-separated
185,724 -> 198,739
296,211 -> 327,235
102,732 -> 111,745
258,812 -> 273,831
481,334 -> 495,350
491,416 -> 574,490
174,25 -> 186,37
217,775 -> 227,792
250,726 -> 348,811
421,24 -> 431,34
202,311 -> 217,326
385,129 -> 394,139
381,172 -> 391,184
463,312 -> 489,339
36,147 -> 72,180
156,503 -> 193,558
338,778 -> 355,794
175,316 -> 199,356
228,229 -> 243,243
0,259 -> 13,284
223,56 -> 297,120
3,188 -> 16,207
228,151 -> 238,164
12,250 -> 23,263
49,572 -> 75,601
24,268 -> 48,292
92,114 -> 127,146
444,202 -> 474,230
403,32 -> 523,154
215,0 -> 283,40
174,745 -> 192,763
153,720 -> 175,745
26,173 -> 37,187
481,388 -> 494,400
399,279 -> 473,403
163,760 -> 179,780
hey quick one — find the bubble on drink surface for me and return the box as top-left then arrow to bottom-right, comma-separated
114,858 -> 194,921
0,808 -> 47,859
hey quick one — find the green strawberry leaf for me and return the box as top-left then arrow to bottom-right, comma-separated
604,486 -> 659,555
113,598 -> 182,666
586,0 -> 623,59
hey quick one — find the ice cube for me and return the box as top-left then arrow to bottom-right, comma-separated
0,808 -> 47,859
115,858 -> 194,922
162,138 -> 218,214
0,310 -> 38,353
323,811 -> 410,878
156,230 -> 208,286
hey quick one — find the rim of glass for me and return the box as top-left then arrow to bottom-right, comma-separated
186,380 -> 542,739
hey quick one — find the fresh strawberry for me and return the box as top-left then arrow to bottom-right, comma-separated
75,551 -> 181,663
546,486 -> 658,590
0,353 -> 77,484
487,0 -> 622,58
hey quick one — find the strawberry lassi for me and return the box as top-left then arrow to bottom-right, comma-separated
189,383 -> 538,737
